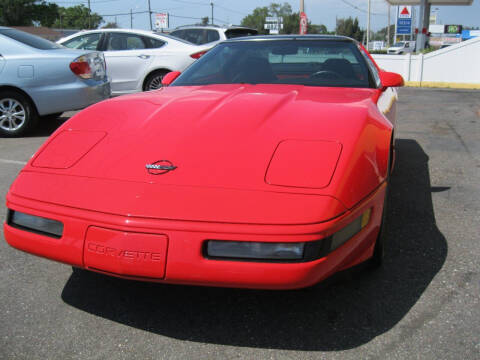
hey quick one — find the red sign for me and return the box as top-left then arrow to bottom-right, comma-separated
299,12 -> 308,35
400,7 -> 410,15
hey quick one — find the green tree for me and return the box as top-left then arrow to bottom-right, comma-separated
374,24 -> 395,45
201,16 -> 209,25
240,5 -> 269,34
0,0 -> 36,26
102,22 -> 118,29
309,24 -> 333,35
53,5 -> 103,29
241,3 -> 329,35
31,1 -> 59,27
336,17 -> 364,42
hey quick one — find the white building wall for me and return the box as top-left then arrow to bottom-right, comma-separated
372,36 -> 480,85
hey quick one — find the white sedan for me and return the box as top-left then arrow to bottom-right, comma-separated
58,28 -> 210,95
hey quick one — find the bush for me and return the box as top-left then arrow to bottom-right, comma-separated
369,50 -> 388,54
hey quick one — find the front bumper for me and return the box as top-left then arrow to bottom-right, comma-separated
4,184 -> 386,290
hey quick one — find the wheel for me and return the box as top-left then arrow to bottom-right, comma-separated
369,148 -> 392,268
143,70 -> 168,91
0,90 -> 37,137
369,189 -> 387,268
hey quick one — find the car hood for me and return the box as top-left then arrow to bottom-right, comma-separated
22,84 -> 391,215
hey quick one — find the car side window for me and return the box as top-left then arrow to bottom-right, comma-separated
206,30 -> 220,43
170,30 -> 184,39
146,37 -> 166,49
62,33 -> 101,50
107,33 -> 147,51
405,43 -> 409,48
182,29 -> 203,45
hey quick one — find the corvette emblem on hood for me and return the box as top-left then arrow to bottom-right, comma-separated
146,160 -> 177,175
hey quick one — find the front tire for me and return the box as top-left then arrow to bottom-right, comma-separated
370,189 -> 387,268
0,90 -> 37,137
370,146 -> 393,268
143,70 -> 168,91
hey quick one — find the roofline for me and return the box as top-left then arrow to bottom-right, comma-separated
223,34 -> 358,43
172,24 -> 257,31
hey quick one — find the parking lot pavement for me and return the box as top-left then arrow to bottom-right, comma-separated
1,88 -> 479,360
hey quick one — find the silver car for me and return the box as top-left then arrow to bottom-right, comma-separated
0,27 -> 110,136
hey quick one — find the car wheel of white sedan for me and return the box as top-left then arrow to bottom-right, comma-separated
144,70 -> 168,91
0,91 -> 37,137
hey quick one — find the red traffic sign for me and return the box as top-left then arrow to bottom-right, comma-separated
299,12 -> 308,35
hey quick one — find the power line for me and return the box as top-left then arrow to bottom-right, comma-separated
339,0 -> 387,17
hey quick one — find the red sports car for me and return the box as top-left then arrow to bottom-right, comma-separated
4,35 -> 403,289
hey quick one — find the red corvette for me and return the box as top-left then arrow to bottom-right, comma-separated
4,35 -> 403,289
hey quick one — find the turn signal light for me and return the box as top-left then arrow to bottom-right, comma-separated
190,50 -> 208,59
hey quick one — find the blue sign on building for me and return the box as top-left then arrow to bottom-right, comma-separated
397,18 -> 412,35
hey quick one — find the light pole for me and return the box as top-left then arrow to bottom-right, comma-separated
300,0 -> 304,13
387,4 -> 391,47
366,0 -> 371,49
211,2 -> 214,25
88,0 -> 91,29
148,0 -> 152,30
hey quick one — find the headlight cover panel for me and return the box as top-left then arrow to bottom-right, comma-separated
265,139 -> 342,189
32,130 -> 107,169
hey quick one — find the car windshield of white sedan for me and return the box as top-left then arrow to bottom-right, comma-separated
172,40 -> 372,88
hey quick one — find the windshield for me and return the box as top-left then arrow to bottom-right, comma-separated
173,40 -> 372,88
0,29 -> 62,50
392,42 -> 405,47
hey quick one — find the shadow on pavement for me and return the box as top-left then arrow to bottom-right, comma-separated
25,114 -> 69,138
61,139 -> 447,351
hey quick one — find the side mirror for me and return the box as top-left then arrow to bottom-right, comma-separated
161,71 -> 181,86
379,71 -> 404,89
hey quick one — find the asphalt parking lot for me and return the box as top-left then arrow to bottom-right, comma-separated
1,87 -> 479,359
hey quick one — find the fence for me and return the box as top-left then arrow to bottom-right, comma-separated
372,36 -> 480,89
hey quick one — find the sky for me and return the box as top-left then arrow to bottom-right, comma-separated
46,0 -> 480,32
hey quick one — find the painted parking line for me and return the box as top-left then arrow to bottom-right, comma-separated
0,159 -> 27,165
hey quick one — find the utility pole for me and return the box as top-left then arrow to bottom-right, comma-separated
87,0 -> 91,29
300,0 -> 304,13
130,9 -> 133,29
148,0 -> 153,30
366,0 -> 371,49
211,2 -> 214,25
387,4 -> 391,47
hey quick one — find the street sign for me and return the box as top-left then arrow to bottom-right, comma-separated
398,6 -> 412,18
396,6 -> 412,35
299,12 -> 308,35
155,13 -> 169,29
397,18 -> 412,34
264,16 -> 283,34
445,25 -> 462,34
264,23 -> 284,30
266,17 -> 283,23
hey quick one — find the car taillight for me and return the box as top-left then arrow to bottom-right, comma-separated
70,55 -> 93,79
190,50 -> 208,59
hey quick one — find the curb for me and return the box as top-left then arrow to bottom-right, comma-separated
405,81 -> 480,89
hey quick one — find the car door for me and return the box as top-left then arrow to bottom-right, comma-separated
101,32 -> 154,94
